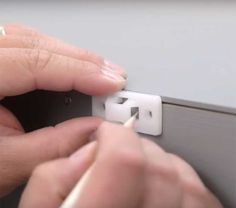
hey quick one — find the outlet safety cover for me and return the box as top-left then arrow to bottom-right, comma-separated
92,91 -> 162,136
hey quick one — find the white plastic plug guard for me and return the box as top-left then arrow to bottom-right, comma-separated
92,91 -> 162,136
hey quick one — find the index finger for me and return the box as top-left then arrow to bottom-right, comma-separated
73,122 -> 146,208
1,24 -> 126,76
0,48 -> 126,99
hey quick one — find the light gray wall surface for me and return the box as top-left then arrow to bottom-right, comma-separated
0,0 -> 236,207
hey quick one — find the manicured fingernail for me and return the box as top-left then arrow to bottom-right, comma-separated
104,60 -> 127,79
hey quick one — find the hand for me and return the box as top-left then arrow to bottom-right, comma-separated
0,24 -> 127,197
19,122 -> 223,208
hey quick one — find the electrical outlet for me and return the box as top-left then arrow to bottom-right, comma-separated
92,91 -> 162,136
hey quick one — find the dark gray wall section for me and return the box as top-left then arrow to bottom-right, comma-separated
0,91 -> 92,208
155,103 -> 236,208
1,91 -> 91,132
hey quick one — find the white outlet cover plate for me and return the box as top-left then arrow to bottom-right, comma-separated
92,91 -> 162,136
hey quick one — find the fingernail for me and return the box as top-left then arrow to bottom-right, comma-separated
104,60 -> 127,79
101,68 -> 127,88
0,26 -> 6,36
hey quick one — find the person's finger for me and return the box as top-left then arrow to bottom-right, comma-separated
72,122 -> 146,208
0,105 -> 24,136
169,154 -> 223,208
0,48 -> 126,99
141,139 -> 183,208
1,24 -> 126,76
19,141 -> 97,208
0,36 -> 126,77
0,125 -> 23,137
3,24 -> 43,37
0,117 -> 101,197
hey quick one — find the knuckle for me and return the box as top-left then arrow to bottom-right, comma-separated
26,49 -> 53,71
32,163 -> 50,180
96,122 -> 110,133
182,177 -> 207,197
153,161 -> 178,181
142,138 -> 164,152
148,159 -> 178,182
141,139 -> 178,181
22,36 -> 42,49
111,148 -> 145,172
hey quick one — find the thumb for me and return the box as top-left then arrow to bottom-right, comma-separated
0,117 -> 101,196
19,141 -> 97,208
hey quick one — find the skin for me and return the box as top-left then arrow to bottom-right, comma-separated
0,23 -> 126,196
0,24 -> 223,207
19,123 -> 223,208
